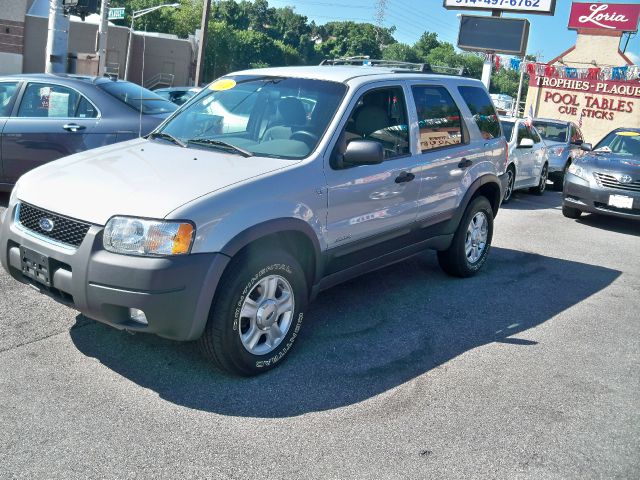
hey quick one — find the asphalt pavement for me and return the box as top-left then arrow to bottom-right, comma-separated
0,190 -> 639,479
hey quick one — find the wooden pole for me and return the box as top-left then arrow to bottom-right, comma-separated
194,0 -> 211,86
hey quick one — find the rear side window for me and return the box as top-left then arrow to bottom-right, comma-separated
501,121 -> 514,141
98,81 -> 177,115
517,124 -> 528,143
412,85 -> 463,152
458,86 -> 501,140
17,83 -> 97,118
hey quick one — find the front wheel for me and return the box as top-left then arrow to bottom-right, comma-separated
503,167 -> 515,204
199,248 -> 308,376
438,196 -> 494,278
530,163 -> 548,195
562,205 -> 582,219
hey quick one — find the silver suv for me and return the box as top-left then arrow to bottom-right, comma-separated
0,61 -> 507,375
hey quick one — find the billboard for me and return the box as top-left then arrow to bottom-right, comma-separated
443,0 -> 556,15
568,3 -> 640,32
458,16 -> 530,56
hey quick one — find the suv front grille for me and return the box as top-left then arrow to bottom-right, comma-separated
17,203 -> 91,248
593,172 -> 640,192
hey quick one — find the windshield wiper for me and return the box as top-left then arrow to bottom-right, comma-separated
188,138 -> 253,157
147,132 -> 187,148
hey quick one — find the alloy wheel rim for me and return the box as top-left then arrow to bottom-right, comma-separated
465,212 -> 489,264
505,170 -> 514,201
238,275 -> 295,355
540,165 -> 548,192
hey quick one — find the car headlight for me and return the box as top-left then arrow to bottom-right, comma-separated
103,216 -> 195,256
548,146 -> 565,157
567,163 -> 589,180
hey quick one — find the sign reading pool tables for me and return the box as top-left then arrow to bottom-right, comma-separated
443,0 -> 556,15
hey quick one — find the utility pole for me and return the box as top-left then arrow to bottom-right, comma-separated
97,0 -> 109,76
194,0 -> 211,86
45,0 -> 70,73
374,0 -> 388,47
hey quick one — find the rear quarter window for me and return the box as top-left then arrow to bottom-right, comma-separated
458,86 -> 501,140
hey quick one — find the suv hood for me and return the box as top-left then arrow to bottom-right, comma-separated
15,138 -> 294,225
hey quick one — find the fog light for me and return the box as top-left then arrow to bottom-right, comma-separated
129,308 -> 148,325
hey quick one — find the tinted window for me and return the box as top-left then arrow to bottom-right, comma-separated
529,126 -> 541,143
517,124 -> 528,143
340,86 -> 410,161
413,85 -> 463,152
98,81 -> 177,115
458,86 -> 501,139
532,121 -> 568,143
18,83 -> 96,118
501,121 -> 514,141
0,81 -> 19,116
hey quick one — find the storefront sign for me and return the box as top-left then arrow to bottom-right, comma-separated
568,3 -> 640,32
443,0 -> 556,15
531,76 -> 640,121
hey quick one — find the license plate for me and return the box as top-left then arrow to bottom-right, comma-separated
20,246 -> 52,287
608,195 -> 634,209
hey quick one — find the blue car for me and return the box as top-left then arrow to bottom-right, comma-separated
0,74 -> 177,191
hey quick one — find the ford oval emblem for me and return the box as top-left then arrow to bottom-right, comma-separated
619,175 -> 633,184
39,218 -> 55,232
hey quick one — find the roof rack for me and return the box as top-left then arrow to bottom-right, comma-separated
319,56 -> 470,77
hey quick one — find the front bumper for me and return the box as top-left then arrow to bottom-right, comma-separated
0,202 -> 230,340
563,173 -> 640,220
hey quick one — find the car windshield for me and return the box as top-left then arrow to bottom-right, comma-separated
594,131 -> 640,156
157,75 -> 347,159
500,121 -> 514,141
532,121 -> 568,143
98,81 -> 177,115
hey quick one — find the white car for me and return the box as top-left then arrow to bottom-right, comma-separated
500,117 -> 550,203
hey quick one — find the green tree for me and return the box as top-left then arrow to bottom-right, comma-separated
414,32 -> 440,60
382,43 -> 419,63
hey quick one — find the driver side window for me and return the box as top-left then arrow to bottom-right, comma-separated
339,86 -> 410,163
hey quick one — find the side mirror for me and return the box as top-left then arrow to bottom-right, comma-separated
581,143 -> 593,152
518,138 -> 534,149
344,140 -> 384,166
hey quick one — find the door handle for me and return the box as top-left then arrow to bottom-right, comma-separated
63,123 -> 85,132
458,158 -> 473,169
395,171 -> 415,184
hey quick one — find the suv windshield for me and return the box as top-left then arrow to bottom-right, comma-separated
158,75 -> 347,159
594,131 -> 640,156
98,81 -> 177,115
532,121 -> 568,143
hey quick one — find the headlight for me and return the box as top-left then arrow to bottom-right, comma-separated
548,146 -> 565,157
103,217 -> 195,256
567,163 -> 589,180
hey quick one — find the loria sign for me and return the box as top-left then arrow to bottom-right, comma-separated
568,3 -> 640,32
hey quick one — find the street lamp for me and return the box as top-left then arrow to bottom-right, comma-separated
123,2 -> 180,81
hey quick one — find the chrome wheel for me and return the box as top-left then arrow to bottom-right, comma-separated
465,212 -> 488,264
539,165 -> 548,192
504,169 -> 514,202
238,275 -> 295,355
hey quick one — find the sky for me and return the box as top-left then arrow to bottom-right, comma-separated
267,0 -> 640,64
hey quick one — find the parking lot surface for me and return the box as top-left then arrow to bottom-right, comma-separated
0,190 -> 638,479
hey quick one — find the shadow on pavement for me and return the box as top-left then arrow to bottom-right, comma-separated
502,190 -> 563,211
576,213 -> 640,237
70,247 -> 620,418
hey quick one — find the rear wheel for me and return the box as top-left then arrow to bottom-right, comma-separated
530,163 -> 548,195
438,196 -> 493,278
503,166 -> 515,204
199,248 -> 308,376
562,205 -> 582,219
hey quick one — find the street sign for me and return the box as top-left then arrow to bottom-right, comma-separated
458,15 -> 530,56
108,7 -> 125,20
444,0 -> 556,15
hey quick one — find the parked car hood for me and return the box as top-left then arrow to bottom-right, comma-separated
15,138 -> 295,225
578,152 -> 640,175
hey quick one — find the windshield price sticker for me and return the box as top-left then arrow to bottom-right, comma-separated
444,0 -> 556,15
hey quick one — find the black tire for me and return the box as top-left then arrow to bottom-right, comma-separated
199,248 -> 308,376
502,166 -> 515,204
552,160 -> 571,191
438,196 -> 494,278
530,163 -> 548,195
562,205 -> 582,219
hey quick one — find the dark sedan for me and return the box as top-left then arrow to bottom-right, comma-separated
563,128 -> 640,221
0,74 -> 176,191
